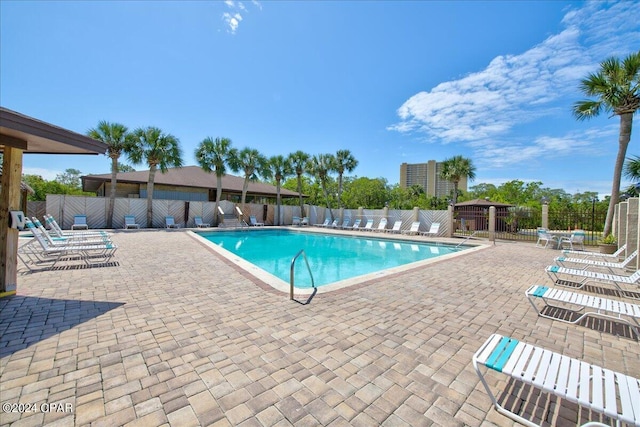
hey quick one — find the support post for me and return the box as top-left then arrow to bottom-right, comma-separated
1,147 -> 24,295
489,206 -> 496,243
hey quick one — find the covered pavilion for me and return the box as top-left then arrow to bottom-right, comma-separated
0,107 -> 107,296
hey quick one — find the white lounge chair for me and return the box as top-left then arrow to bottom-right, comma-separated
71,215 -> 89,230
43,215 -> 108,238
124,215 -> 140,229
473,333 -> 640,427
249,216 -> 264,226
29,218 -> 110,247
339,218 -> 350,229
292,216 -> 301,226
329,219 -> 339,228
420,222 -> 440,237
401,221 -> 421,235
194,216 -> 210,228
554,249 -> 638,273
386,220 -> 402,234
350,219 -> 361,230
374,218 -> 387,232
301,217 -> 309,226
360,219 -> 374,231
315,218 -> 330,227
526,284 -> 640,338
558,229 -> 586,251
562,244 -> 627,260
165,216 -> 181,229
20,219 -> 117,271
535,228 -> 559,249
546,264 -> 640,298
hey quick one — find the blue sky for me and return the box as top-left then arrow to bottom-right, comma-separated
1,1 -> 639,197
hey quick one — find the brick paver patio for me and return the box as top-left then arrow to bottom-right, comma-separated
1,229 -> 638,426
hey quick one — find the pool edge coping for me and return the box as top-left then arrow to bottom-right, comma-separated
186,227 -> 492,296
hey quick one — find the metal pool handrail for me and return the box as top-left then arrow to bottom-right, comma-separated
290,249 -> 315,300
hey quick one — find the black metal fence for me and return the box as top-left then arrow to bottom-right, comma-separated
454,205 -> 607,245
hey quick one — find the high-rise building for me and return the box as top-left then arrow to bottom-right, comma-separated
399,160 -> 467,198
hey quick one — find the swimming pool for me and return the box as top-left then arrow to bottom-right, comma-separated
196,229 -> 478,291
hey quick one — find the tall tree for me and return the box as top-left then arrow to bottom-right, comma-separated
334,149 -> 358,209
55,168 -> 83,189
128,127 -> 183,227
87,121 -> 131,228
573,51 -> 640,236
195,137 -> 237,226
439,155 -> 476,205
287,151 -> 310,217
228,147 -> 270,210
268,155 -> 293,225
308,153 -> 336,220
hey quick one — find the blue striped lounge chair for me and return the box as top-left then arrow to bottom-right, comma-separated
473,333 -> 640,427
526,284 -> 640,338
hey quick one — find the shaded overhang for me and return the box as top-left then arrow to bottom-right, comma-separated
0,107 -> 107,155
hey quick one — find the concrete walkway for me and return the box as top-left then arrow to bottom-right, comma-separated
1,230 -> 638,426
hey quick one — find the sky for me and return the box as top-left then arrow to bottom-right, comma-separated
1,0 -> 639,198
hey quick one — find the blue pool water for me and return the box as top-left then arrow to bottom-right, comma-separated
198,229 -> 466,288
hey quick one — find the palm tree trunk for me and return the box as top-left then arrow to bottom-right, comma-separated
604,113 -> 633,236
242,178 -> 249,209
338,174 -> 343,209
215,174 -> 223,226
297,174 -> 305,218
147,165 -> 157,227
276,180 -> 281,226
453,181 -> 459,205
321,179 -> 333,220
107,155 -> 118,229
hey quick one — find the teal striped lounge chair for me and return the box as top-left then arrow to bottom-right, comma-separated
553,249 -> 638,274
562,244 -> 627,260
473,333 -> 640,427
546,264 -> 640,298
526,284 -> 640,338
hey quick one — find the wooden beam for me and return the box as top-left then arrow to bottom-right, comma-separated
0,146 -> 23,295
0,134 -> 28,150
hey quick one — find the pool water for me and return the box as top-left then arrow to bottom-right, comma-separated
198,229 -> 466,288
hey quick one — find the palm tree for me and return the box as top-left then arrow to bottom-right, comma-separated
439,155 -> 476,205
229,147 -> 270,210
573,51 -> 640,236
268,155 -> 293,225
308,153 -> 336,220
287,151 -> 310,217
334,149 -> 358,209
86,121 -> 132,228
128,126 -> 183,227
623,155 -> 640,196
194,137 -> 237,226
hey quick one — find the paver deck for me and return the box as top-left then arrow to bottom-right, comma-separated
1,229 -> 638,426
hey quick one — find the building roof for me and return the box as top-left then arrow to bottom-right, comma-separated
0,107 -> 107,154
455,198 -> 513,207
82,165 -> 302,198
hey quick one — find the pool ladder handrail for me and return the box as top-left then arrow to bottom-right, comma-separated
290,249 -> 315,300
455,230 -> 493,248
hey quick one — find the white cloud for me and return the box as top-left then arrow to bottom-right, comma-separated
221,0 -> 261,34
389,1 -> 640,146
222,12 -> 243,34
471,124 -> 618,170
